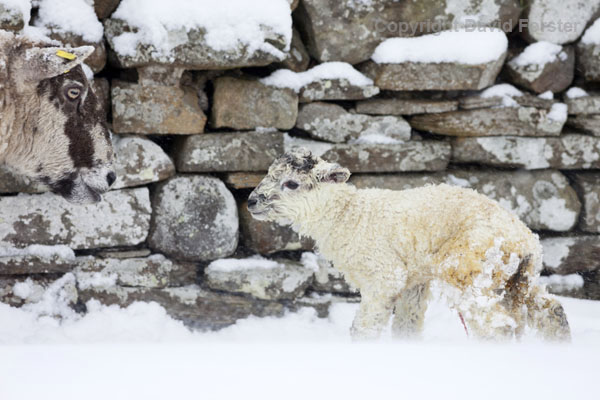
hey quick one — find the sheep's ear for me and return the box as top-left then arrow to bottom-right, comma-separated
319,164 -> 350,184
22,45 -> 94,81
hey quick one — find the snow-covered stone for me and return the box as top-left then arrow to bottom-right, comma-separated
523,0 -> 600,44
0,0 -> 30,31
541,236 -> 600,274
296,102 -> 411,143
75,254 -> 196,289
238,200 -> 314,255
111,81 -> 207,135
356,98 -> 458,116
295,0 -> 518,64
572,174 -> 600,233
361,29 -> 507,91
505,42 -> 574,93
104,0 -> 292,69
0,188 -> 151,249
452,134 -> 600,170
409,106 -> 566,137
211,77 -> 298,131
350,169 -> 581,232
205,256 -> 313,301
148,176 -> 238,262
77,284 -> 285,330
565,93 -> 600,115
539,273 -> 585,298
261,62 -> 379,102
112,135 -> 175,189
0,244 -> 76,275
175,132 -> 283,173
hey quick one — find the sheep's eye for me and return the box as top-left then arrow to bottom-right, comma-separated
66,87 -> 81,100
283,180 -> 299,190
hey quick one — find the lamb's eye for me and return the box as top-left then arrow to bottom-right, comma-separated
283,180 -> 299,190
66,87 -> 81,100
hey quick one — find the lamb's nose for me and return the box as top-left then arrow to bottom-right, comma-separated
106,171 -> 116,187
247,198 -> 258,209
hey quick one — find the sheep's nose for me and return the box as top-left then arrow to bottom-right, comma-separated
106,171 -> 116,187
247,197 -> 258,209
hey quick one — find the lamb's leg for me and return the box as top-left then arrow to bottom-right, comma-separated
392,283 -> 430,339
526,287 -> 571,342
350,291 -> 396,341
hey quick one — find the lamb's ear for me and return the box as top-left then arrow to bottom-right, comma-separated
318,163 -> 350,184
22,45 -> 94,81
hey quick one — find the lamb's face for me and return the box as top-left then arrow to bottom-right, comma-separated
248,148 -> 350,222
32,66 -> 114,204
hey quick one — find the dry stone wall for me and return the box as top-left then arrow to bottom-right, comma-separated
1,0 -> 600,329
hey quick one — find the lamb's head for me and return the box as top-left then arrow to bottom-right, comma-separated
248,148 -> 350,223
5,41 -> 115,203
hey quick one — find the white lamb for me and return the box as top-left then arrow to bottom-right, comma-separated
248,148 -> 571,341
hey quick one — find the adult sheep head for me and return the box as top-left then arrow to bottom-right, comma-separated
0,33 -> 115,203
248,148 -> 350,223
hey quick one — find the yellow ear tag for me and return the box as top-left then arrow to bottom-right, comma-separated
56,50 -> 77,60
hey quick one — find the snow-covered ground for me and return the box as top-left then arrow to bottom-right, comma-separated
0,287 -> 599,399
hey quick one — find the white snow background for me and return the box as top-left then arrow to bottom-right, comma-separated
0,276 -> 598,400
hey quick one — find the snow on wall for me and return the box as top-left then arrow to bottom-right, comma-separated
109,0 -> 292,58
371,28 -> 507,65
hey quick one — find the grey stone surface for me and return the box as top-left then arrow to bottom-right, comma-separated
75,254 -> 196,288
111,81 -> 207,134
350,169 -> 581,232
565,95 -> 600,115
112,135 -> 175,189
299,78 -> 379,103
541,236 -> 600,274
238,200 -> 314,255
0,188 -> 151,249
452,134 -> 600,170
567,115 -> 600,136
211,77 -> 298,130
356,98 -> 458,116
296,102 -> 411,143
572,174 -> 600,233
410,106 -> 565,137
175,132 -> 284,172
360,54 -> 506,91
278,28 -> 310,72
505,46 -> 574,93
205,258 -> 314,301
104,18 -> 289,69
523,0 -> 600,44
148,176 -> 238,262
319,141 -> 451,172
78,284 -> 285,330
577,42 -> 600,82
91,78 -> 110,119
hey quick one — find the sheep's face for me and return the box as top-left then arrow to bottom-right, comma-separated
248,148 -> 350,222
7,43 -> 115,204
32,66 -> 114,204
